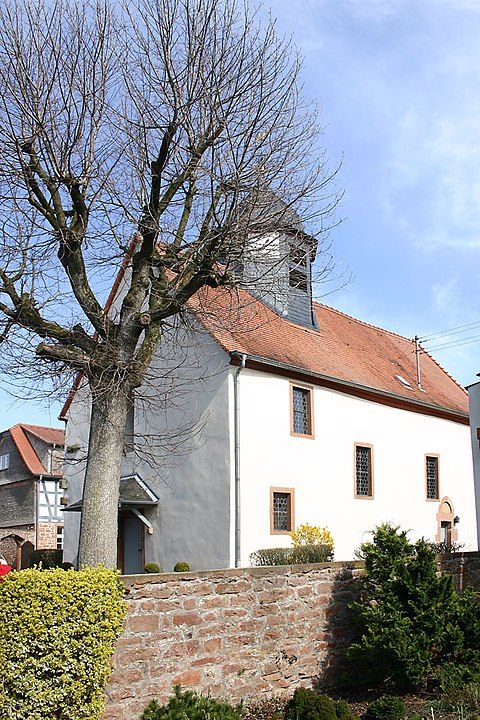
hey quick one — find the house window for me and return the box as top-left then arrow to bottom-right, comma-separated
426,455 -> 439,500
56,525 -> 64,550
0,453 -> 9,470
290,384 -> 314,437
270,487 -> 294,533
355,444 -> 373,498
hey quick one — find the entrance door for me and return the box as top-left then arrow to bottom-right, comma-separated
118,515 -> 144,575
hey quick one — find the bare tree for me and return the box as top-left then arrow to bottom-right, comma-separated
0,0 -> 340,567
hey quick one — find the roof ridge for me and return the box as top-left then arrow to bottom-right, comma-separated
314,301 -> 414,343
314,301 -> 467,395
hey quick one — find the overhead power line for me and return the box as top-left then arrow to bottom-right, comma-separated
423,334 -> 480,353
419,319 -> 480,343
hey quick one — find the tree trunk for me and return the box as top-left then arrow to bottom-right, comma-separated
77,381 -> 130,568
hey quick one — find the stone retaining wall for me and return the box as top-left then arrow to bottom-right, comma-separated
104,552 -> 480,720
437,551 -> 480,592
104,562 -> 363,720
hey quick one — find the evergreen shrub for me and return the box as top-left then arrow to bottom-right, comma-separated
0,566 -> 126,720
141,685 -> 243,720
144,562 -> 161,573
284,688 -> 358,720
347,523 -> 480,690
367,695 -> 406,720
174,562 -> 190,572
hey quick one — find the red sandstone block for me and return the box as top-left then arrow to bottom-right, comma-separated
215,580 -> 250,594
203,637 -> 222,652
258,589 -> 289,603
222,608 -> 247,618
172,669 -> 202,686
197,623 -> 225,637
238,620 -> 262,633
228,592 -> 257,607
128,614 -> 159,633
182,598 -> 197,610
261,629 -> 283,642
229,633 -> 256,646
167,640 -> 200,657
172,611 -> 200,626
177,581 -> 214,595
191,655 -> 222,667
199,595 -> 225,609
103,705 -> 126,720
252,604 -> 280,617
117,647 -> 158,664
109,667 -> 145,686
106,686 -> 136,701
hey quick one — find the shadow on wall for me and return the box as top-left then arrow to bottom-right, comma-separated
312,563 -> 362,690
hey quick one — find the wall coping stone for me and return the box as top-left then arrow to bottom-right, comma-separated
120,560 -> 366,590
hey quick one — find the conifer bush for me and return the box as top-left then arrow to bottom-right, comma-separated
0,566 -> 126,720
141,685 -> 243,720
367,695 -> 406,720
284,688 -> 358,720
347,523 -> 480,690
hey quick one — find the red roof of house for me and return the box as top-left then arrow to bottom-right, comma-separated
191,287 -> 468,421
8,424 -> 65,476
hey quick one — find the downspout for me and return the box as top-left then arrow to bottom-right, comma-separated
234,353 -> 247,568
35,475 -> 42,550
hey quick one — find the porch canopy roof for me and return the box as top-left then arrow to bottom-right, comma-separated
63,474 -> 159,512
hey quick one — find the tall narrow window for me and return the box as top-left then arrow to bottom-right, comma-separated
270,487 -> 294,533
355,444 -> 373,497
289,243 -> 308,292
426,455 -> 439,500
290,384 -> 313,437
0,453 -> 9,470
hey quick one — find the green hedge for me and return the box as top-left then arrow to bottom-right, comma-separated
250,544 -> 334,566
0,566 -> 126,720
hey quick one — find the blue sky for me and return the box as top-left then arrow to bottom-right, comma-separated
266,0 -> 480,388
1,0 -> 480,429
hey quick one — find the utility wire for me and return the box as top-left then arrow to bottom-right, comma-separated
422,334 -> 480,353
419,319 -> 480,343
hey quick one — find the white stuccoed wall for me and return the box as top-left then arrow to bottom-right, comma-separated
237,368 -> 477,563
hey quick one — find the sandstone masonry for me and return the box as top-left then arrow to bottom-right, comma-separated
104,562 -> 363,720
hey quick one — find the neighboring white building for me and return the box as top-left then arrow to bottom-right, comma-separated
467,380 -> 480,551
62,198 -> 477,572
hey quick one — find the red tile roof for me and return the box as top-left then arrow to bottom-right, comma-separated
192,287 -> 468,421
21,425 -> 65,446
8,424 -> 65,476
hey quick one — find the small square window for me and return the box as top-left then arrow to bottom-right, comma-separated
355,444 -> 373,498
270,488 -> 294,533
290,384 -> 313,437
426,455 -> 439,500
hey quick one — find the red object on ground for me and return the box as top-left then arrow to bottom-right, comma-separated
0,563 -> 12,580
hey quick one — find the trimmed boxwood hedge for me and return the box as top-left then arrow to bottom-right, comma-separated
0,566 -> 126,720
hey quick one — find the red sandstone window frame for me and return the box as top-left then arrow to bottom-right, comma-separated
425,454 -> 440,501
290,383 -> 314,439
270,487 -> 295,534
354,443 -> 374,499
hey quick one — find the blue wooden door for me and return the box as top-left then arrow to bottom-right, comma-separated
122,516 -> 144,575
